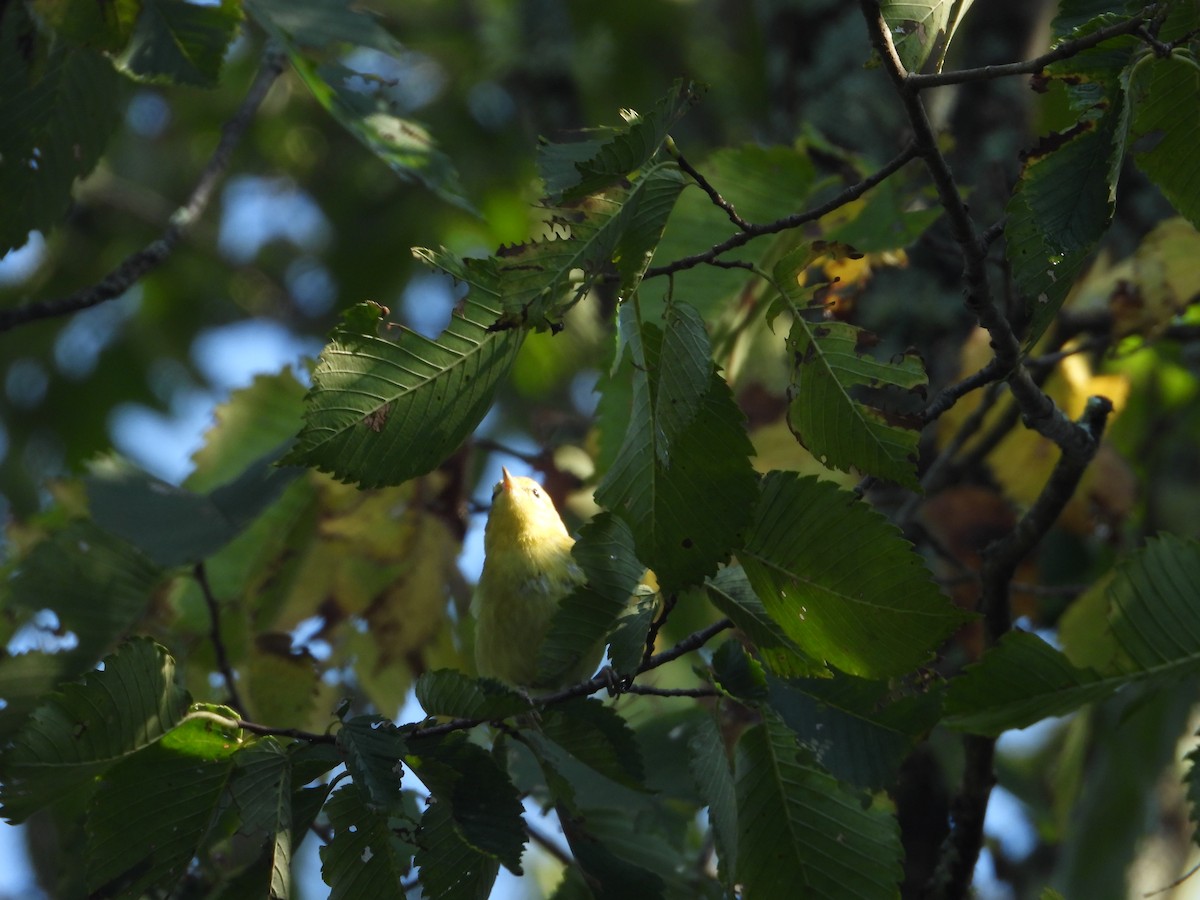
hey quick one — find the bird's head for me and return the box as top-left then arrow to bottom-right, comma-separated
484,467 -> 572,550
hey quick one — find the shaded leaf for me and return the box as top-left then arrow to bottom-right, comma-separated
320,784 -> 415,900
284,297 -> 523,488
413,799 -> 500,900
414,669 -> 530,721
231,738 -> 292,836
245,0 -> 404,53
85,710 -> 240,898
1130,49 -> 1200,229
596,301 -> 758,592
735,714 -> 902,899
776,247 -> 927,489
880,0 -> 976,73
688,715 -> 738,882
0,638 -> 191,822
115,0 -> 242,87
540,699 -> 645,789
338,715 -> 407,813
741,472 -> 967,678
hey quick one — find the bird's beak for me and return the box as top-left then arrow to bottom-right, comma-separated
501,466 -> 514,493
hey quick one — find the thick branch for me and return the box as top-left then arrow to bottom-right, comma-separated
0,44 -> 286,334
907,6 -> 1158,89
924,397 -> 1113,900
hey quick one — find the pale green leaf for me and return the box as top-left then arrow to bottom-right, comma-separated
85,710 -> 240,897
283,297 -> 523,488
880,0 -> 976,73
596,301 -> 758,593
735,714 -> 902,899
0,638 -> 191,822
741,472 -> 967,678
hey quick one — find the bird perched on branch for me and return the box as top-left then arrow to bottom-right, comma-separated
472,467 -> 601,689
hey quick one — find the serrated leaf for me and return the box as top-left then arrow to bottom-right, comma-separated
231,738 -> 292,836
539,79 -> 703,201
688,715 -> 738,881
0,11 -> 121,255
540,699 -> 645,789
413,799 -> 500,900
85,710 -> 240,897
288,52 -> 473,211
405,732 -> 526,873
558,806 -> 668,900
414,669 -> 529,721
596,301 -> 758,593
775,248 -> 927,489
880,0 -> 976,73
537,514 -> 647,685
740,472 -> 968,678
705,565 -> 823,678
711,638 -> 769,701
460,165 -> 685,332
320,784 -> 415,899
283,296 -> 523,488
1130,49 -> 1200,229
86,453 -> 300,567
945,536 -> 1200,734
30,0 -> 140,51
337,716 -> 407,813
768,673 -> 941,789
115,0 -> 242,87
735,714 -> 902,899
245,0 -> 404,53
0,638 -> 191,822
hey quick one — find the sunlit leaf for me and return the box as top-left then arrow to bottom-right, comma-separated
741,473 -> 967,678
735,714 -> 902,899
284,297 -> 523,488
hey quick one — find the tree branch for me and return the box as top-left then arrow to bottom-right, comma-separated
668,139 -> 752,231
906,6 -> 1159,90
644,142 -> 919,278
193,561 -> 247,717
924,396 -> 1113,900
0,43 -> 287,334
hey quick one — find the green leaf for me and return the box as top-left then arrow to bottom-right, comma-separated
540,699 -> 645,789
768,673 -> 941,789
415,670 -> 530,721
741,472 -> 967,678
115,0 -> 242,87
1187,740 -> 1200,846
688,715 -> 738,882
0,9 -> 121,255
455,165 -> 685,332
945,536 -> 1200,734
1130,49 -> 1200,229
85,710 -> 240,897
775,248 -> 927,489
558,806 -> 668,900
86,453 -> 300,567
30,0 -> 140,51
0,638 -> 191,822
337,716 -> 407,813
413,799 -> 501,900
539,79 -> 703,201
287,52 -> 473,211
245,0 -> 404,53
735,714 -> 902,899
704,564 -> 823,679
231,738 -> 292,836
880,0 -> 976,73
537,514 -> 647,685
596,301 -> 759,592
283,296 -> 523,488
320,784 -> 415,899
405,732 -> 526,873
711,638 -> 769,702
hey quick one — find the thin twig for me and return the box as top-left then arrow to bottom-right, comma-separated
644,142 -> 919,279
0,43 -> 287,334
625,684 -> 719,698
193,561 -> 248,717
906,6 -> 1158,89
528,821 -> 574,868
669,141 -> 753,231
236,719 -> 336,744
641,592 -> 678,669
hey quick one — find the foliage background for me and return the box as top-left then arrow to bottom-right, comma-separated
1,0 -> 1200,898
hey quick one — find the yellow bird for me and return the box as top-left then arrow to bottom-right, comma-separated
472,467 -> 602,689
